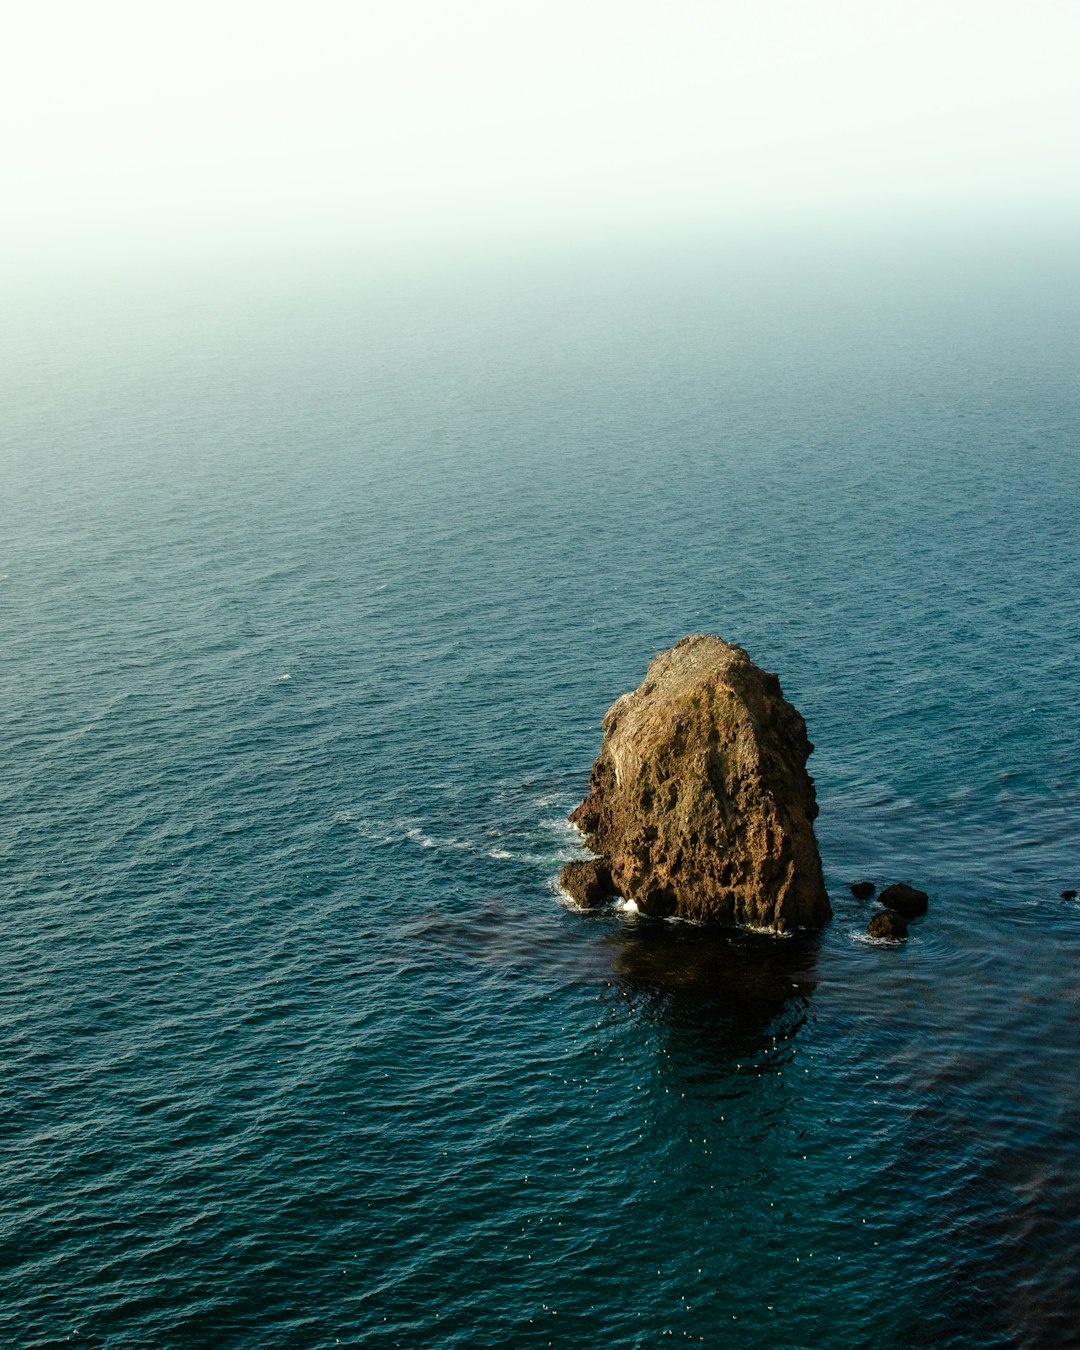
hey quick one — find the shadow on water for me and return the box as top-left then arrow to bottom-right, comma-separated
602,918 -> 821,1061
400,899 -> 820,1046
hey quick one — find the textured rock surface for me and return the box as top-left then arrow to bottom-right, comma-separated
568,635 -> 831,932
878,882 -> 929,917
559,859 -> 614,909
868,909 -> 909,940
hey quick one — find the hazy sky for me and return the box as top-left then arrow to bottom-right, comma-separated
3,0 -> 1078,260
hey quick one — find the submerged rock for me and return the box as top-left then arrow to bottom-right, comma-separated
868,909 -> 908,940
878,882 -> 929,917
559,859 -> 614,909
568,635 -> 830,932
850,880 -> 876,900
1061,889 -> 1077,900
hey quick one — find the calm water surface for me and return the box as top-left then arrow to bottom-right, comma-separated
2,233 -> 1078,1347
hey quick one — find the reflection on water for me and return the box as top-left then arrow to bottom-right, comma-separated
606,919 -> 818,1029
602,920 -> 821,1135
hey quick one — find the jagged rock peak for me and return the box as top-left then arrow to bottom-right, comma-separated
564,635 -> 831,933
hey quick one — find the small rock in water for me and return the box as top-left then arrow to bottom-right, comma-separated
867,909 -> 909,940
559,859 -> 615,909
1061,889 -> 1078,900
849,881 -> 876,900
878,882 -> 929,917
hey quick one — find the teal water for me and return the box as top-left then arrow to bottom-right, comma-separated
2,234 -> 1079,1348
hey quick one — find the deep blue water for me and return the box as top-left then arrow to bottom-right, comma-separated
2,231 -> 1079,1348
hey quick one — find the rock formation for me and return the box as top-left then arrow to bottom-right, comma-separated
878,882 -> 929,917
559,859 -> 614,909
867,909 -> 908,940
849,880 -> 876,900
563,635 -> 831,932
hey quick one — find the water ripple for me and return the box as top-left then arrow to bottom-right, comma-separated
3,241 -> 1080,1346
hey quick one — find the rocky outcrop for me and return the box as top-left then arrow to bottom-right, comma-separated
850,880 -> 876,900
878,882 -> 929,917
559,859 -> 614,909
565,635 -> 830,932
868,909 -> 908,940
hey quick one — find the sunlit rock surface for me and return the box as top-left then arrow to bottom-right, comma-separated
565,635 -> 831,932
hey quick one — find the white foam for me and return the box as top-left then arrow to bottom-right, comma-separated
541,815 -> 579,835
554,883 -> 579,910
744,922 -> 793,938
850,929 -> 907,946
404,826 -> 479,853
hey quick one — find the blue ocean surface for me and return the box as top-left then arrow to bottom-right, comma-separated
2,230 -> 1079,1347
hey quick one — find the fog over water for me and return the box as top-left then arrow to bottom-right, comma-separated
3,0 -> 1079,268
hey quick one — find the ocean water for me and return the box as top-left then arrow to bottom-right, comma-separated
2,231 -> 1079,1348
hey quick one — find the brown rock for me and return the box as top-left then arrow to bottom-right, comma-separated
867,909 -> 908,940
559,859 -> 615,908
850,880 -> 876,900
568,635 -> 830,932
878,882 -> 929,917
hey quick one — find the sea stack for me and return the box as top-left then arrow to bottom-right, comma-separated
565,635 -> 831,932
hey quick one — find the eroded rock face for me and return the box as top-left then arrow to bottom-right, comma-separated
559,859 -> 614,909
567,635 -> 831,932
